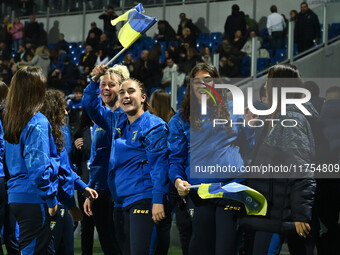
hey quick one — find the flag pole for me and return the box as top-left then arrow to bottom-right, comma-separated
91,47 -> 127,80
186,185 -> 201,189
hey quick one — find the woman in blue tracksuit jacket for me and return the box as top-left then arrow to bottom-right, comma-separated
2,66 -> 59,255
82,65 -> 129,255
83,64 -> 169,255
168,63 -> 255,255
40,89 -> 98,255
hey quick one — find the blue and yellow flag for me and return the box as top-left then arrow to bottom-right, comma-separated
197,182 -> 268,216
111,4 -> 157,49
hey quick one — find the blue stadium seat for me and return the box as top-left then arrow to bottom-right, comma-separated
177,85 -> 187,109
198,33 -> 209,41
48,43 -> 56,50
77,41 -> 83,48
329,23 -> 340,39
168,41 -> 178,47
257,58 -> 270,72
210,32 -> 222,41
241,56 -> 251,77
11,51 -> 16,58
271,48 -> 287,65
68,42 -> 76,49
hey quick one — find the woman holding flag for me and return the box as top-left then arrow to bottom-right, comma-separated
168,63 -> 256,255
83,64 -> 169,255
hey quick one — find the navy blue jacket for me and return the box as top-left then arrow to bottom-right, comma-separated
83,80 -> 169,207
6,112 -> 59,207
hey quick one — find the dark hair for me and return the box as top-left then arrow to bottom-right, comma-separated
74,86 -> 84,93
303,81 -> 320,97
265,64 -> 303,133
150,89 -> 175,123
270,5 -> 277,13
301,2 -> 308,7
74,109 -> 93,140
40,89 -> 66,153
232,4 -> 240,11
3,66 -> 46,144
180,63 -> 231,130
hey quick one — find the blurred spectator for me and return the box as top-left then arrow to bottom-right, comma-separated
68,86 -> 85,139
0,41 -> 11,64
241,30 -> 262,57
39,23 -> 48,46
267,5 -> 286,56
218,56 -> 240,78
9,17 -> 24,51
147,44 -> 163,91
99,6 -> 118,47
98,34 -> 111,56
200,46 -> 212,65
77,66 -> 91,89
294,2 -> 320,53
176,13 -> 201,41
122,53 -> 134,73
304,81 -> 324,113
87,22 -> 103,43
290,10 -> 298,22
13,44 -> 26,63
55,33 -> 68,55
86,32 -> 99,52
24,15 -> 40,45
62,56 -> 79,95
3,16 -> 13,48
224,4 -> 247,41
179,46 -> 201,74
245,14 -> 259,35
131,49 -> 149,87
78,44 -> 97,72
215,38 -> 243,60
20,45 -> 51,78
95,49 -> 109,66
178,27 -> 196,48
48,68 -> 63,90
156,20 -> 177,42
162,57 -> 184,87
231,30 -> 247,50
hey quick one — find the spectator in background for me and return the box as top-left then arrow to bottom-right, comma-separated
267,5 -> 286,56
294,2 -> 320,53
131,49 -> 149,88
231,30 -> 247,50
86,22 -> 102,43
0,41 -> 11,64
24,15 -> 40,46
68,86 -> 84,139
95,49 -> 109,66
290,10 -> 298,22
162,57 -> 184,88
215,38 -> 243,60
122,53 -> 134,73
78,44 -> 97,73
241,30 -> 262,57
98,33 -> 111,56
200,46 -> 212,65
9,17 -> 23,51
177,13 -> 201,41
224,4 -> 247,41
13,44 -> 26,63
147,44 -> 163,92
99,6 -> 118,47
20,45 -> 51,78
2,16 -> 12,48
156,20 -> 177,43
48,68 -> 64,91
55,33 -> 68,55
86,32 -> 99,53
62,56 -> 79,95
178,28 -> 196,49
304,80 -> 324,113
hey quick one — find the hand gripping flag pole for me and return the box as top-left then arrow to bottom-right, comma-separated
91,3 -> 157,80
186,182 -> 268,216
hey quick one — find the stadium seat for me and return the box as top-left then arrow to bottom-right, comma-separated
257,58 -> 270,72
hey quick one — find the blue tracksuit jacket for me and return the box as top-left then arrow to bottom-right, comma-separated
6,112 -> 59,208
83,80 -> 169,207
168,104 -> 255,186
